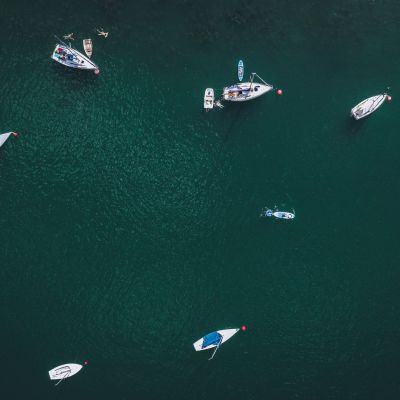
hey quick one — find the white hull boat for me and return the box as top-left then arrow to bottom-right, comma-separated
83,39 -> 93,58
351,93 -> 388,120
223,72 -> 273,102
0,132 -> 14,148
204,88 -> 214,110
193,328 -> 239,359
51,40 -> 99,72
48,363 -> 82,382
262,209 -> 295,220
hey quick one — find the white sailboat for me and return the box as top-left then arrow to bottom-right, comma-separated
351,93 -> 390,120
0,132 -> 17,148
48,363 -> 83,385
51,36 -> 99,73
193,328 -> 240,360
223,72 -> 274,102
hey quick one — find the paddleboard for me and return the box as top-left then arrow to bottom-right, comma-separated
238,60 -> 244,82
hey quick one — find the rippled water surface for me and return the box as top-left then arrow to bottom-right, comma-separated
0,1 -> 400,399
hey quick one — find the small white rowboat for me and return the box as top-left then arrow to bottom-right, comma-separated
83,39 -> 93,58
204,88 -> 214,110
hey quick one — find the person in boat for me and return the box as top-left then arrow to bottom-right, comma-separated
97,29 -> 109,38
63,33 -> 74,40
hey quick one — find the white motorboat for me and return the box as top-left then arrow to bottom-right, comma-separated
48,363 -> 83,384
204,88 -> 214,110
223,72 -> 273,102
261,209 -> 295,220
351,93 -> 390,120
193,328 -> 240,360
83,39 -> 93,58
0,132 -> 16,148
51,36 -> 99,73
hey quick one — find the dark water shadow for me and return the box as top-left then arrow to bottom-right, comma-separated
218,102 -> 253,142
51,64 -> 99,107
343,115 -> 367,135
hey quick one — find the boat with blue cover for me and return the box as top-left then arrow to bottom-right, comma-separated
193,328 -> 239,360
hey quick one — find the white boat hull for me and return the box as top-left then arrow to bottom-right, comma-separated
0,132 -> 13,148
204,88 -> 214,109
272,211 -> 295,220
51,45 -> 98,70
223,82 -> 273,102
351,94 -> 387,120
193,328 -> 239,351
83,39 -> 93,58
48,363 -> 82,380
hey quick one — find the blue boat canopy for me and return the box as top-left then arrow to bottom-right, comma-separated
202,332 -> 222,348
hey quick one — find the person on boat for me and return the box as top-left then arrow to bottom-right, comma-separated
63,33 -> 74,40
97,29 -> 109,38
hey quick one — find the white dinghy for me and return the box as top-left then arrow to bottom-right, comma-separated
261,208 -> 295,220
351,93 -> 390,120
83,39 -> 93,58
223,72 -> 274,102
48,363 -> 83,385
51,36 -> 99,73
0,132 -> 16,148
204,88 -> 214,111
193,328 -> 240,360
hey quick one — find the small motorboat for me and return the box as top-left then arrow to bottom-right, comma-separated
204,88 -> 214,111
223,72 -> 273,102
193,328 -> 240,360
83,39 -> 93,58
48,363 -> 83,385
238,60 -> 244,82
0,132 -> 16,148
261,208 -> 295,220
51,36 -> 99,73
351,93 -> 390,120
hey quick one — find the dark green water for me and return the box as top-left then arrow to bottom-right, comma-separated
1,0 -> 400,399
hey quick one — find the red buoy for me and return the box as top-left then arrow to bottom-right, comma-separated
12,132 -> 18,137
241,325 -> 247,331
277,89 -> 283,96
94,69 -> 100,75
387,95 -> 392,101
84,360 -> 89,365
